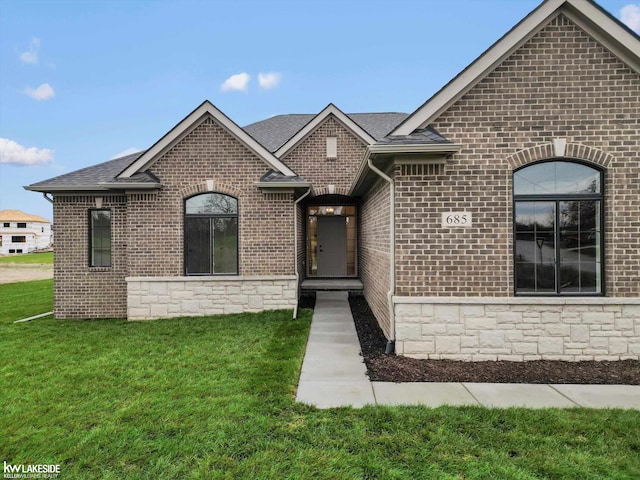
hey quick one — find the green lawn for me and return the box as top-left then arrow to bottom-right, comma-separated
0,251 -> 53,264
1,280 -> 639,479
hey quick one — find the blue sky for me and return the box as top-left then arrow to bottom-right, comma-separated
1,0 -> 638,221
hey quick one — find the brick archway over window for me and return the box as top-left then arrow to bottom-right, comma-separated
178,181 -> 243,200
506,142 -> 615,170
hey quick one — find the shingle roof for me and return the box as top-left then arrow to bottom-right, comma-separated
376,126 -> 450,146
244,112 -> 409,152
26,151 -> 154,191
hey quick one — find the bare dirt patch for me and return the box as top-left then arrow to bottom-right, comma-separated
0,264 -> 53,284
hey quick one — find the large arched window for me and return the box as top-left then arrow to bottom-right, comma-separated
513,161 -> 603,295
184,193 -> 238,275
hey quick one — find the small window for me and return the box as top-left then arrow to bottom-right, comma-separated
89,209 -> 111,267
16,249 -> 22,254
514,161 -> 603,295
184,193 -> 238,275
17,223 -> 27,228
11,236 -> 26,243
3,223 -> 9,228
9,249 -> 15,254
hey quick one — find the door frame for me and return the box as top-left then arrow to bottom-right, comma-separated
306,204 -> 357,277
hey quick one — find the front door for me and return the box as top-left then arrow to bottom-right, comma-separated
316,216 -> 347,276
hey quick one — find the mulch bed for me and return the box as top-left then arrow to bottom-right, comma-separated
346,294 -> 640,385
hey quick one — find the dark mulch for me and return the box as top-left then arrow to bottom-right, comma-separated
347,294 -> 640,385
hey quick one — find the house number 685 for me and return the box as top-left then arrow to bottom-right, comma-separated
442,212 -> 472,227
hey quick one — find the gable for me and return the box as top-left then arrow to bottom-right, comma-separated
393,0 -> 640,136
274,104 -> 376,158
118,101 -> 296,179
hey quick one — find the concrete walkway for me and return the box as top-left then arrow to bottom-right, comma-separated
296,291 -> 640,410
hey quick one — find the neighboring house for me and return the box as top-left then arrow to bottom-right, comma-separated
0,210 -> 52,255
27,0 -> 639,361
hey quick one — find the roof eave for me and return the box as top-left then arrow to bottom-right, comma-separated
368,143 -> 462,155
24,183 -> 162,193
254,181 -> 311,189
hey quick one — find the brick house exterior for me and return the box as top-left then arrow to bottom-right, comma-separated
27,0 -> 639,361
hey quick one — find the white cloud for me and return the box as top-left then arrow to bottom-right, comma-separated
0,138 -> 53,166
220,73 -> 250,92
20,37 -> 40,64
22,83 -> 55,101
111,147 -> 140,159
621,4 -> 640,33
258,72 -> 282,90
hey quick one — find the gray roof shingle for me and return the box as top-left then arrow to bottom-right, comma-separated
26,151 -> 151,191
376,126 -> 450,146
244,112 -> 410,152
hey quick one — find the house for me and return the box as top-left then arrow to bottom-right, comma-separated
26,0 -> 639,361
0,210 -> 52,255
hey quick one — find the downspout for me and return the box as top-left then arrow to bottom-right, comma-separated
366,156 -> 396,354
293,186 -> 312,319
42,193 -> 53,204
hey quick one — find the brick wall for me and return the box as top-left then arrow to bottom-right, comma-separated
53,195 -> 128,319
395,15 -> 640,297
282,115 -> 368,195
360,177 -> 391,337
127,117 -> 295,277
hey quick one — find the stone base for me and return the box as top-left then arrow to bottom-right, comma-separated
126,276 -> 297,320
393,297 -> 640,361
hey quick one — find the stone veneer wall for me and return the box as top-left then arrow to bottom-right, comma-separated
127,276 -> 297,320
394,298 -> 640,361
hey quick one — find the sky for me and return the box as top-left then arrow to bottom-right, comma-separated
1,0 -> 638,222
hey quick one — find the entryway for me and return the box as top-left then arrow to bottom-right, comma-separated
307,203 -> 357,277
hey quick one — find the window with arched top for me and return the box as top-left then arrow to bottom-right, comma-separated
513,161 -> 603,295
184,193 -> 238,275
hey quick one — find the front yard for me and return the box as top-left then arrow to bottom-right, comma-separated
1,280 -> 639,479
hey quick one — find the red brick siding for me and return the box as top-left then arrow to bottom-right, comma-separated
282,115 -> 368,194
127,117 -> 295,277
395,15 -> 640,297
53,195 -> 128,319
360,177 -> 391,337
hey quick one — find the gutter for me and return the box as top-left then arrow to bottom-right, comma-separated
293,186 -> 312,319
366,156 -> 396,354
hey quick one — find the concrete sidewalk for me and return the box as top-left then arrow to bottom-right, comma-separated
295,291 -> 640,410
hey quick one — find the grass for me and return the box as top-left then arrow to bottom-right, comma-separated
1,280 -> 639,479
0,251 -> 53,264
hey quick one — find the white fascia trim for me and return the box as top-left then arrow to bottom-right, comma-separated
392,0 -> 640,136
368,144 -> 463,155
274,103 -> 377,158
254,181 -> 311,188
118,101 -> 296,178
393,0 -> 566,136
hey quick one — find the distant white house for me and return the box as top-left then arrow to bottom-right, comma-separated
0,210 -> 52,255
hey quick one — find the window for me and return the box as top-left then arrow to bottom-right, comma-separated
3,223 -> 9,228
184,193 -> 238,275
11,236 -> 26,243
17,223 -> 27,228
514,161 -> 603,295
89,210 -> 111,267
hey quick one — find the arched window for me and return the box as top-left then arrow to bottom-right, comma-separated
184,193 -> 238,275
513,161 -> 603,294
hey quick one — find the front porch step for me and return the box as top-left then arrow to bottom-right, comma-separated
300,278 -> 363,291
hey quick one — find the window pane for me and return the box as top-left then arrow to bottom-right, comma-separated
514,161 -> 600,195
515,202 -> 556,294
91,210 -> 111,267
560,263 -> 599,293
213,218 -> 238,274
186,193 -> 237,215
185,218 -> 211,274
